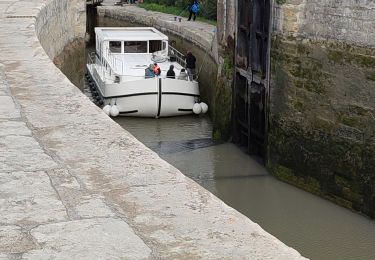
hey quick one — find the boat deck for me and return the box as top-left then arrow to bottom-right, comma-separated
102,53 -> 188,83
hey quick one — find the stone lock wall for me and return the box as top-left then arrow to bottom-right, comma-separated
268,0 -> 375,217
35,0 -> 86,59
217,0 -> 236,47
215,0 -> 237,140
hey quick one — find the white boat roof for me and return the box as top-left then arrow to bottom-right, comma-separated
95,27 -> 168,42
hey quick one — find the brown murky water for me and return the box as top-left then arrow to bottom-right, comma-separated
57,17 -> 375,260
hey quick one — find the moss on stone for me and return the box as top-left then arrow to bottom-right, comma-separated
272,37 -> 328,95
293,79 -> 304,89
267,116 -> 371,212
305,177 -> 322,194
335,175 -> 350,188
327,49 -> 344,64
355,55 -> 375,68
342,187 -> 363,205
268,164 -> 322,195
334,175 -> 363,205
269,35 -> 375,218
222,56 -> 233,80
276,0 -> 287,5
327,48 -> 375,68
330,195 -> 353,209
303,80 -> 326,94
349,105 -> 371,116
292,99 -> 304,112
212,129 -> 222,140
341,116 -> 359,127
296,42 -> 310,55
212,75 -> 232,141
313,117 -> 335,132
367,71 -> 375,81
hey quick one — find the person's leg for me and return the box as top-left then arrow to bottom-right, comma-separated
193,13 -> 196,21
187,68 -> 194,81
188,11 -> 193,21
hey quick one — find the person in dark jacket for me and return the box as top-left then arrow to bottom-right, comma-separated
185,51 -> 196,80
187,0 -> 199,21
166,65 -> 176,79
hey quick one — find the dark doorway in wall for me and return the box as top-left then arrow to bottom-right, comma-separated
86,1 -> 103,45
232,0 -> 271,161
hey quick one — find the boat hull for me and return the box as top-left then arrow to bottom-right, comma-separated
87,64 -> 200,117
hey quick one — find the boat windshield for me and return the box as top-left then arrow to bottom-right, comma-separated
149,40 -> 163,53
109,41 -> 121,53
124,41 -> 147,53
105,40 -> 168,55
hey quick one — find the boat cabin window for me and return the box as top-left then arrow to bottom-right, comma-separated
109,41 -> 121,53
149,40 -> 162,53
124,41 -> 147,53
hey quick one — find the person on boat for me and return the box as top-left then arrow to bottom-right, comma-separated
153,63 -> 161,76
187,0 -> 199,21
145,64 -> 155,78
178,68 -> 188,80
185,51 -> 196,81
166,65 -> 176,79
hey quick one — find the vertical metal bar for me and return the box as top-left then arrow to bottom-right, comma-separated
157,78 -> 162,118
247,81 -> 251,154
264,0 -> 273,162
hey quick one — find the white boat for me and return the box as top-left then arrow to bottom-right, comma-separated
86,27 -> 208,117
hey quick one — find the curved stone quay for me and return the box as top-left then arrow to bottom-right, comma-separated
0,0 -> 305,258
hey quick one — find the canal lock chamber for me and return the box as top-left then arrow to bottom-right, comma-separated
53,2 -> 375,259
83,2 -> 375,220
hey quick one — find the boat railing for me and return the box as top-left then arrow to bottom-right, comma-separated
168,46 -> 186,68
88,51 -> 118,83
168,47 -> 199,81
107,49 -> 126,76
87,52 -> 105,91
88,47 -> 197,83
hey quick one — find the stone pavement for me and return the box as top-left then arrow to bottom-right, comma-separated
0,0 -> 306,259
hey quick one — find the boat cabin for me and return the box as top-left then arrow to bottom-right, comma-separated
94,27 -> 183,82
95,27 -> 168,56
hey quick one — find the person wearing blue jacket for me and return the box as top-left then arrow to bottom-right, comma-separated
187,0 -> 199,21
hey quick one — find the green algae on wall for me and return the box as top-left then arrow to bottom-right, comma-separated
212,44 -> 235,141
275,0 -> 287,5
212,74 -> 232,140
268,35 -> 375,218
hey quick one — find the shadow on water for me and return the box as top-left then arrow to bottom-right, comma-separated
149,138 -> 222,155
54,14 -> 375,260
